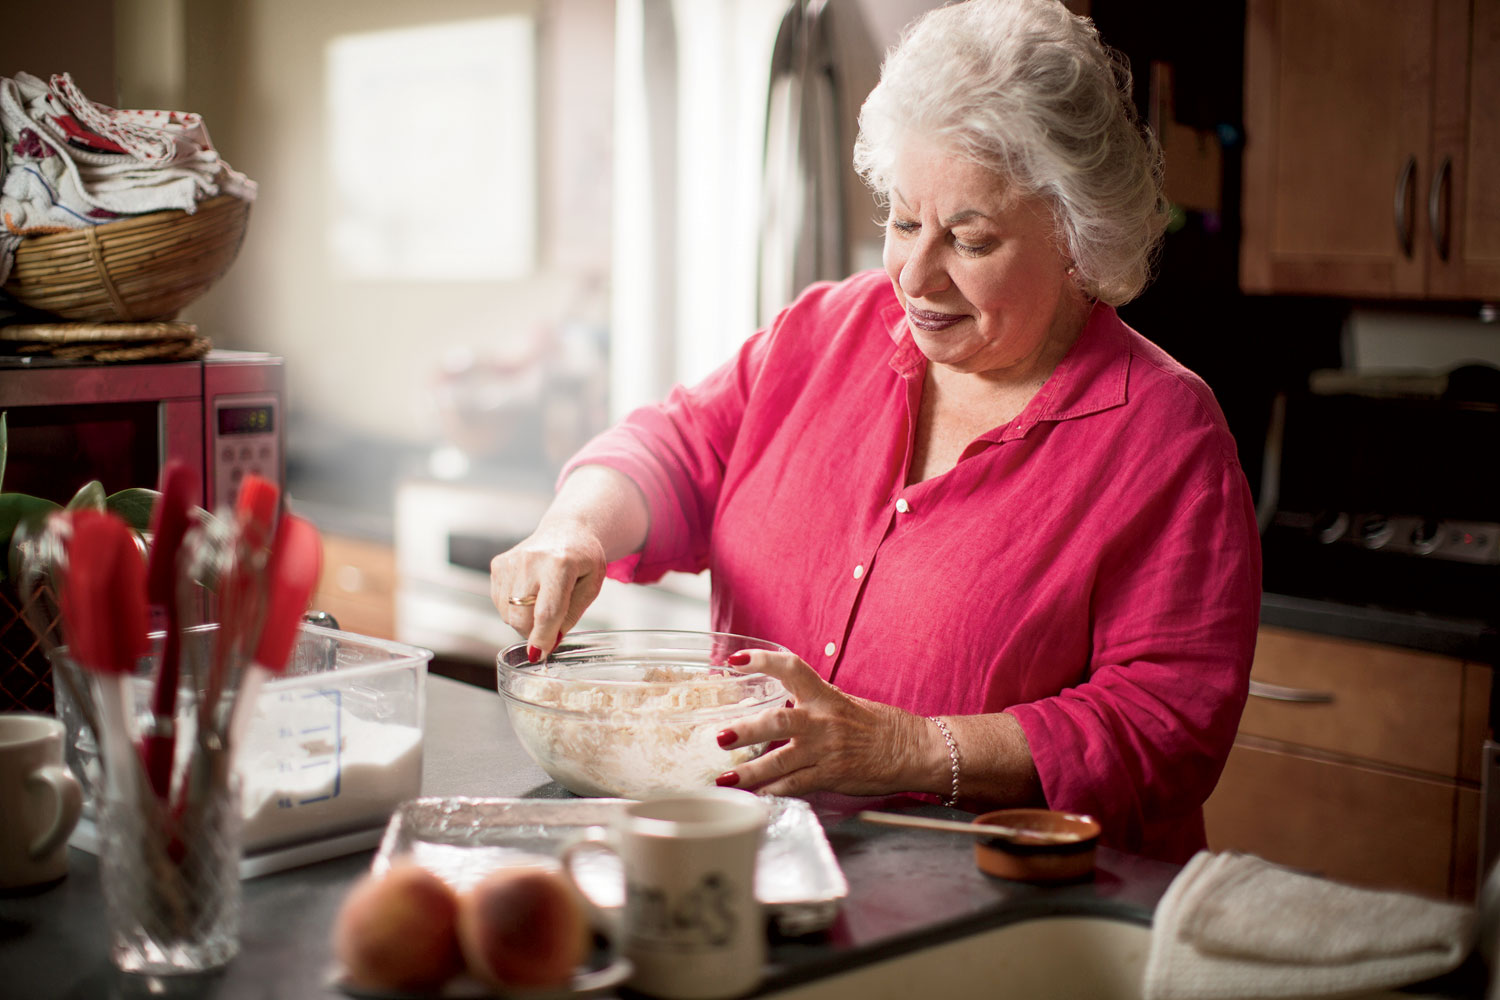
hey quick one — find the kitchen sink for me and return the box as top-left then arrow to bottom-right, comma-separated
765,916 -> 1150,1000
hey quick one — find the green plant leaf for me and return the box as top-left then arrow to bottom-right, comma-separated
106,488 -> 160,532
66,480 -> 107,511
0,493 -> 61,583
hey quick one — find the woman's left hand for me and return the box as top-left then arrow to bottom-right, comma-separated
716,650 -> 938,797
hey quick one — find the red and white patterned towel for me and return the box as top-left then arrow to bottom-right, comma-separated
0,72 -> 256,284
49,73 -> 206,166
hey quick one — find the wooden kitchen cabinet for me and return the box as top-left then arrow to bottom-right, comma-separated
311,533 -> 397,641
1240,0 -> 1500,299
1429,0 -> 1500,297
1203,626 -> 1492,900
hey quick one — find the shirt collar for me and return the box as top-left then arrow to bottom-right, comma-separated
1023,301 -> 1131,425
880,293 -> 1132,440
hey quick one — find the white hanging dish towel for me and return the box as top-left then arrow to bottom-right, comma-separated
1143,851 -> 1476,1000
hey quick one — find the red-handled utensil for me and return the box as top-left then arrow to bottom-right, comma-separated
142,461 -> 193,802
235,475 -> 280,554
59,509 -> 150,795
201,475 -> 280,736
255,513 -> 323,674
227,513 -> 323,753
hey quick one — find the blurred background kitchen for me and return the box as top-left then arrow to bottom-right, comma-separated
3,0 -> 1499,900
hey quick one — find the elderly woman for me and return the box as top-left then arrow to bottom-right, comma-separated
491,0 -> 1260,863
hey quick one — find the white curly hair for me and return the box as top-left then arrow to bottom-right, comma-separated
853,0 -> 1169,305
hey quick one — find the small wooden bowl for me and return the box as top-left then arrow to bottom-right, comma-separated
972,809 -> 1101,883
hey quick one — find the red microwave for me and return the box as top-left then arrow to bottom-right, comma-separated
0,349 -> 284,515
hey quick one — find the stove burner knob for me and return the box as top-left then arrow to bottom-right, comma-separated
1314,511 -> 1349,544
1358,515 -> 1393,549
1410,518 -> 1442,555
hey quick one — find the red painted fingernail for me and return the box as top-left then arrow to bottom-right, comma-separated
556,631 -> 565,645
716,729 -> 737,749
715,771 -> 740,787
527,645 -> 542,663
728,651 -> 751,666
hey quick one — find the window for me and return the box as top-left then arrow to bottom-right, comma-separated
325,16 -> 537,281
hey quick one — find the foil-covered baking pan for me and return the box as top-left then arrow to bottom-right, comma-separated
373,796 -> 847,936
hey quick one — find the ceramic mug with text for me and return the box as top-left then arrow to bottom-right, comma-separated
0,713 -> 83,890
563,788 -> 769,1000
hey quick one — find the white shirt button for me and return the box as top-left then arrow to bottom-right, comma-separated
853,564 -> 864,579
896,498 -> 910,513
824,642 -> 837,657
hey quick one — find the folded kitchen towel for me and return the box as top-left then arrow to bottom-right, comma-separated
1143,851 -> 1476,1000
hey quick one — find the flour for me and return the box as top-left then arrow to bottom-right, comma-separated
238,714 -> 423,854
505,665 -> 772,798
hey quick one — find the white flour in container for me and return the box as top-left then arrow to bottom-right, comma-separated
507,665 -> 769,798
238,712 -> 423,854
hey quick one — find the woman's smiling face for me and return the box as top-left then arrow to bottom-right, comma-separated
882,143 -> 1085,382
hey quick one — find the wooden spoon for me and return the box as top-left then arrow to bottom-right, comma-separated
857,810 -> 1088,846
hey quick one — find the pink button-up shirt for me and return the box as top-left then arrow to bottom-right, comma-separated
567,269 -> 1261,861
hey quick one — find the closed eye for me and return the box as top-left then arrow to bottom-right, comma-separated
889,217 -> 991,256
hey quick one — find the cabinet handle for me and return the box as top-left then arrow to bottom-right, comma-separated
1428,155 -> 1452,262
1248,679 -> 1334,704
1393,155 -> 1416,258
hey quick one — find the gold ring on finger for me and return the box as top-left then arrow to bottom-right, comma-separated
507,593 -> 539,607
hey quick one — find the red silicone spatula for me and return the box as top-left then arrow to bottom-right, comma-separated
59,509 -> 150,796
227,513 -> 323,753
142,461 -> 193,801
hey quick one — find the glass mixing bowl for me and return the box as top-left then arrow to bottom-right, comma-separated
497,630 -> 790,798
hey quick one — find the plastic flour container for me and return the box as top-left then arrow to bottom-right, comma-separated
56,622 -> 431,859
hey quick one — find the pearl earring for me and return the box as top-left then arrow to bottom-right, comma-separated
1065,264 -> 1077,277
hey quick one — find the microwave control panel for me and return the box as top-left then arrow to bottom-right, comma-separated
210,392 -> 281,509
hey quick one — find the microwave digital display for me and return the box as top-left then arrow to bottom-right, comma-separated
217,404 -> 275,436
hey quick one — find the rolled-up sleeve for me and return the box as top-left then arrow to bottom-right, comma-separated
1005,454 -> 1261,859
560,327 -> 773,584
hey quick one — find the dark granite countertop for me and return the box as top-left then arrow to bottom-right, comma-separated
4,676 -> 1488,999
0,676 -> 1180,999
1261,591 -> 1499,664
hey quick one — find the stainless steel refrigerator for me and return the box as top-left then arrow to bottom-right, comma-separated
608,0 -> 923,419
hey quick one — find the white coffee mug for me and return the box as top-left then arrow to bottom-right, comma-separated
564,788 -> 769,1000
0,713 -> 83,890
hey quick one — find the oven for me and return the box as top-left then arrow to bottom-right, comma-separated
394,474 -> 711,667
1260,370 -> 1500,628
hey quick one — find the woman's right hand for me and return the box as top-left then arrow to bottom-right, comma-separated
490,519 -> 608,662
488,465 -> 651,661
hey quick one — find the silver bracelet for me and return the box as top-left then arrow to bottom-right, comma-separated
928,715 -> 960,807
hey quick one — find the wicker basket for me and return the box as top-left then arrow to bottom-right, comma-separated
2,194 -> 251,322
